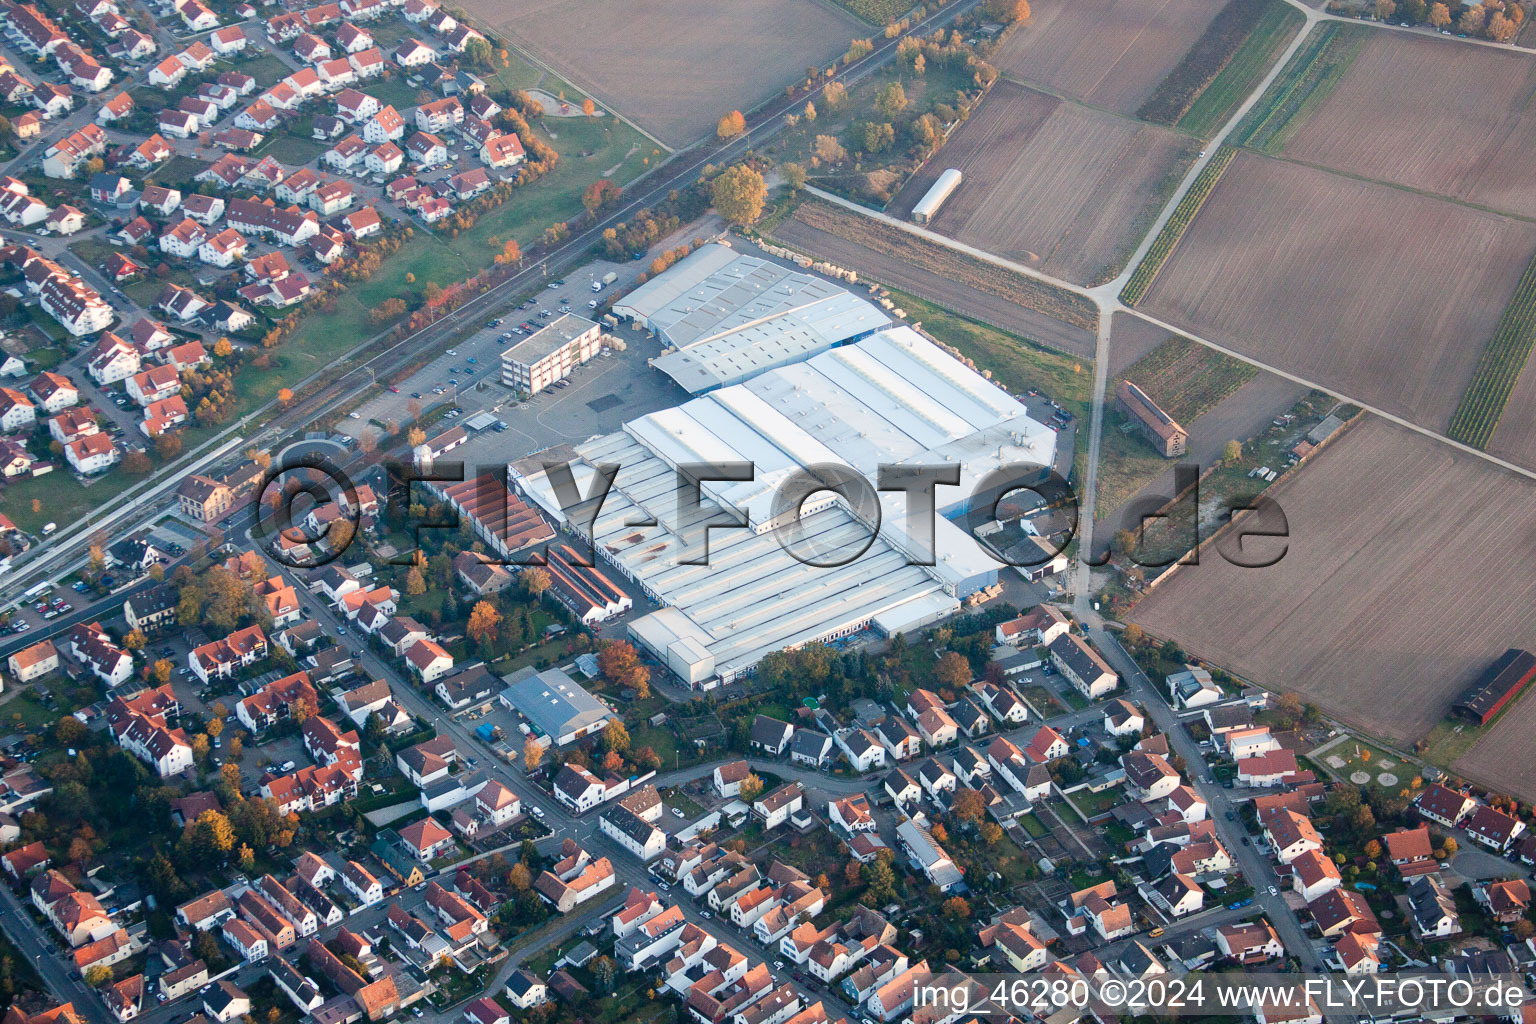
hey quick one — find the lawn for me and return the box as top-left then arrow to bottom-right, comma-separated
629,722 -> 682,773
240,53 -> 299,89
1095,424 -> 1180,520
0,689 -> 66,732
1418,720 -> 1487,769
254,132 -> 329,166
1068,785 -> 1123,817
0,463 -> 133,535
1016,812 -> 1047,839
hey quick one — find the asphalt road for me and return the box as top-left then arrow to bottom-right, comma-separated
245,534 -> 870,1022
1085,625 -> 1364,1024
3,0 -> 983,615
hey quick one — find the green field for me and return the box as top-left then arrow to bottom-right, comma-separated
1232,22 -> 1363,152
1447,251 -> 1536,448
829,0 -> 912,23
1175,0 -> 1306,138
0,464 -> 129,535
1120,146 -> 1236,306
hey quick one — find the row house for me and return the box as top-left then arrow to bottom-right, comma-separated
227,197 -> 320,246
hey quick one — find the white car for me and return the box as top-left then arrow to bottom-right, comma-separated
1267,885 -> 1278,896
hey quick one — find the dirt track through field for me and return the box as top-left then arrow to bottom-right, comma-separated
891,81 -> 1196,285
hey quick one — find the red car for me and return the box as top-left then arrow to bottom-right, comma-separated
388,386 -> 401,393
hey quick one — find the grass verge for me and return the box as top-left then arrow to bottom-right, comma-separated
788,198 -> 1099,330
1232,22 -> 1363,152
1138,0 -> 1301,132
1175,0 -> 1306,137
1120,147 -> 1236,306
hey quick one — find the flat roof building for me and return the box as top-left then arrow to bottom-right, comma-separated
500,313 -> 600,394
512,319 -> 1055,690
615,244 -> 891,393
498,665 -> 615,746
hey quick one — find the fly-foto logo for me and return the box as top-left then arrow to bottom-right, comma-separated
250,453 -> 1291,571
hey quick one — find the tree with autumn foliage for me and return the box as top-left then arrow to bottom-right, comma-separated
711,164 -> 767,225
716,110 -> 746,138
986,0 -> 1030,22
935,651 -> 972,689
521,566 -> 551,598
739,773 -> 765,803
468,601 -> 500,643
522,737 -> 544,770
582,178 -> 622,213
950,787 -> 986,824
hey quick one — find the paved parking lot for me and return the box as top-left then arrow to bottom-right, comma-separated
347,252 -> 668,437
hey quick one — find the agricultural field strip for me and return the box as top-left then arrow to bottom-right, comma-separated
796,8 -> 1536,501
804,185 -> 1101,301
801,184 -> 1536,492
1128,305 -> 1536,487
1448,252 -> 1536,448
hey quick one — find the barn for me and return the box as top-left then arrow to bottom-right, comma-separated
1454,648 -> 1536,725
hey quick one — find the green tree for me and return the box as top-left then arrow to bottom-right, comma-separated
862,859 -> 896,905
463,36 -> 493,68
591,956 -> 617,993
862,121 -> 895,153
781,162 -> 807,191
874,82 -> 907,120
603,720 -> 631,754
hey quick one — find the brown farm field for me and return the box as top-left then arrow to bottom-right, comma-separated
1487,355 -> 1536,468
1452,692 -> 1536,802
991,0 -> 1221,115
1141,152 -> 1536,431
467,0 -> 862,147
890,81 -> 1197,286
1132,416 -> 1536,747
770,199 -> 1099,358
1271,31 -> 1536,218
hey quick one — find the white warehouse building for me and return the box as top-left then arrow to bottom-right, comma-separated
511,312 -> 1056,690
614,244 -> 891,393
